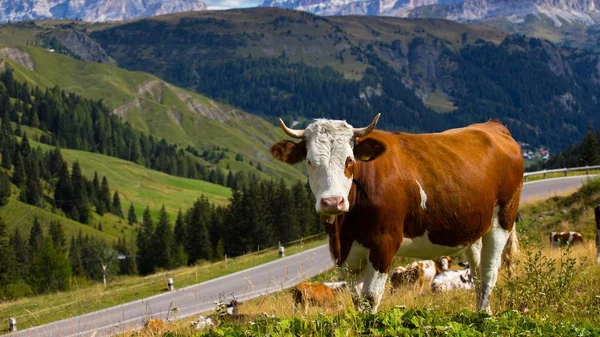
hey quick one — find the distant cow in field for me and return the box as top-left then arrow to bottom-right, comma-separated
390,256 -> 453,294
431,261 -> 473,293
550,231 -> 584,248
292,282 -> 341,310
144,318 -> 165,331
271,115 -> 523,313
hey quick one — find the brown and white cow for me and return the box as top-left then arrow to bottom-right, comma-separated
550,231 -> 584,248
390,256 -> 452,294
270,115 -> 523,314
292,282 -> 338,311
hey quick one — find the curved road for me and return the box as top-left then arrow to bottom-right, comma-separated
9,175 -> 596,337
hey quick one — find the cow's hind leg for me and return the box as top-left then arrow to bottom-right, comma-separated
479,190 -> 520,314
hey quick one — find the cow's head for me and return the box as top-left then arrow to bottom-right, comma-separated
270,114 -> 385,221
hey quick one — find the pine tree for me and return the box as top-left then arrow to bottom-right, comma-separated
28,217 -> 43,257
49,221 -> 67,253
291,180 -> 313,237
10,228 -> 28,280
92,171 -> 102,214
0,169 -> 10,206
580,124 -> 600,166
0,215 -> 16,288
23,156 -> 43,206
153,205 -> 173,270
185,197 -> 213,263
273,179 -> 298,243
12,152 -> 26,187
99,176 -> 111,214
128,203 -> 137,225
112,191 -> 123,217
29,236 -> 71,293
69,236 -> 84,277
0,111 -> 14,169
173,209 -> 185,247
19,132 -> 31,159
54,162 -> 74,215
136,206 -> 155,275
71,162 -> 91,223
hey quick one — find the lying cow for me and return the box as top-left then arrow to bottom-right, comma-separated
431,261 -> 473,293
292,282 -> 342,311
550,231 -> 584,248
390,256 -> 453,294
271,115 -> 523,314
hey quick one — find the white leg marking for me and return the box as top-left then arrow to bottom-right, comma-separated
479,206 -> 510,314
362,261 -> 388,313
416,180 -> 427,210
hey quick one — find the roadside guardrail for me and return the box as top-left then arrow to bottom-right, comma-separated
523,165 -> 600,181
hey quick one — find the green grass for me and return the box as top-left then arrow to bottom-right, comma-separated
30,140 -> 231,221
0,237 -> 327,334
0,196 -> 117,242
0,45 -> 306,185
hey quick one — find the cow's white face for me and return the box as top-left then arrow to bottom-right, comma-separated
270,114 -> 386,221
304,119 -> 355,215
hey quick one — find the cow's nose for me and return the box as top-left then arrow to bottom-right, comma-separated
320,196 -> 344,212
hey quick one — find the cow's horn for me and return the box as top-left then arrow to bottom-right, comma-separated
279,118 -> 304,139
353,113 -> 381,137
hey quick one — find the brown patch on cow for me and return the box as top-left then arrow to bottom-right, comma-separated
344,157 -> 355,179
270,140 -> 306,164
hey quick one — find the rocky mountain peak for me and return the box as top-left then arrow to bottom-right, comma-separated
0,0 -> 207,22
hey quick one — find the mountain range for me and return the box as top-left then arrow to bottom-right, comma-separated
0,0 -> 207,22
262,0 -> 600,25
261,0 -> 600,50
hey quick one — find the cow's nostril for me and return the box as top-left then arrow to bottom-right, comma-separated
321,197 -> 344,210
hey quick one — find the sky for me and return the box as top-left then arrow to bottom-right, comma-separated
205,0 -> 263,10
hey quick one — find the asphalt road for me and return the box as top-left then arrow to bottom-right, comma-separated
8,175 -> 596,337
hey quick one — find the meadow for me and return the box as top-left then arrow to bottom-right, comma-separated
127,179 -> 600,336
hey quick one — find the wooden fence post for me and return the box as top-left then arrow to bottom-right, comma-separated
595,205 -> 600,265
8,317 -> 16,332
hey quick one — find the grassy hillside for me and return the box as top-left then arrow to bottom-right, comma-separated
0,44 -> 306,185
31,140 -> 231,220
0,136 -> 231,248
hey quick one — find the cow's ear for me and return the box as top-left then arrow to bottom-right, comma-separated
354,138 -> 385,161
270,140 -> 307,164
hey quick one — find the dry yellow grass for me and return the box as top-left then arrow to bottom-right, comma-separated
129,243 -> 599,337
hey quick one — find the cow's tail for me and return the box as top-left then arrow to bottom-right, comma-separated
501,226 -> 519,278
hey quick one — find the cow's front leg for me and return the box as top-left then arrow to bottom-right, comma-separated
360,261 -> 388,313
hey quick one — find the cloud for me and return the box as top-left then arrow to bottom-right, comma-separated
206,0 -> 263,10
